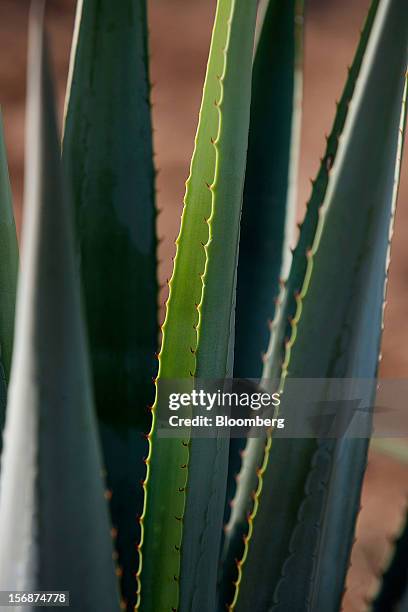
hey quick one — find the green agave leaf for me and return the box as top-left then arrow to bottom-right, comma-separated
138,1 -> 257,610
62,1 -> 157,605
222,1 -> 304,600
233,1 -> 408,610
180,1 -> 258,608
0,112 -> 18,453
225,1 -> 381,607
0,4 -> 120,608
371,510 -> 408,611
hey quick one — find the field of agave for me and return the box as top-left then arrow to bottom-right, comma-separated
0,0 -> 407,611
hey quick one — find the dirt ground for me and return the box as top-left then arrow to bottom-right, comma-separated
0,1 -> 407,610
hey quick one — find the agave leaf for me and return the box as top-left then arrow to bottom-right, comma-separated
233,0 -> 408,610
270,0 -> 407,605
180,1 -> 258,607
224,1 -> 381,606
0,113 -> 18,387
221,1 -> 304,598
0,3 -> 119,608
234,0 -> 303,380
0,113 -> 18,453
138,1 -> 257,610
62,1 -> 157,605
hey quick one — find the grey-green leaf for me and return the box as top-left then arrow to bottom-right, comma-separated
0,4 -> 120,609
225,0 -> 381,607
234,0 -> 408,610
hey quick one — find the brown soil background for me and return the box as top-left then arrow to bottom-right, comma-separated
0,1 -> 407,610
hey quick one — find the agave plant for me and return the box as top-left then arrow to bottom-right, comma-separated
0,0 -> 407,611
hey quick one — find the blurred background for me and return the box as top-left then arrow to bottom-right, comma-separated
0,1 -> 407,609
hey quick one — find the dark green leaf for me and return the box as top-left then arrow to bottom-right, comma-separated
62,1 -> 158,605
0,113 -> 18,389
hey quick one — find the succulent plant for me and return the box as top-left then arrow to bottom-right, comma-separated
0,0 -> 406,611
